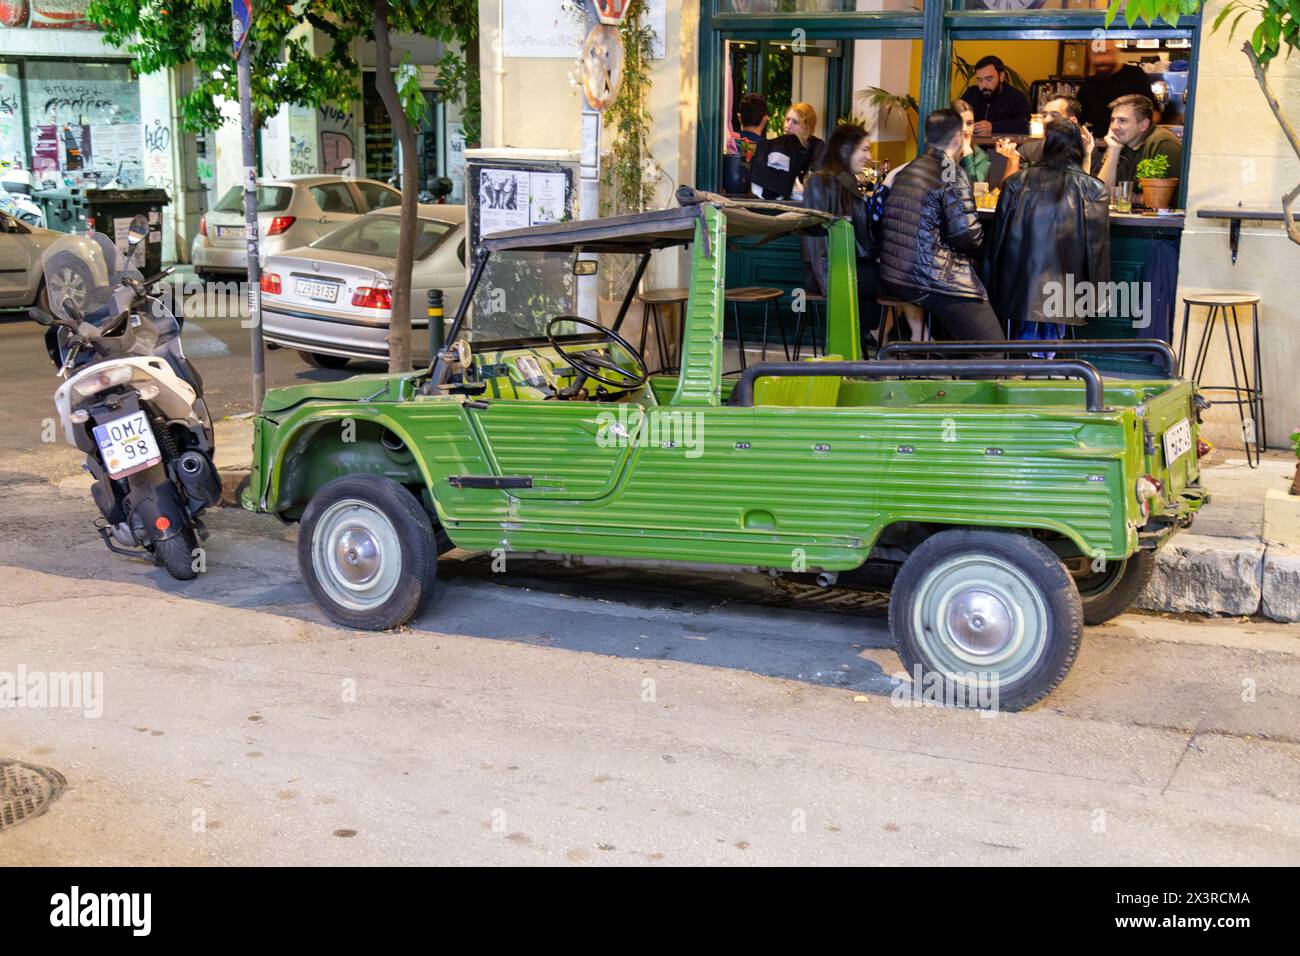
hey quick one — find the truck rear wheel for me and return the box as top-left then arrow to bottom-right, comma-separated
1070,549 -> 1156,626
889,529 -> 1083,712
298,475 -> 437,630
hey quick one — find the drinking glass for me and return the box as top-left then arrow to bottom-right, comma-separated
1111,181 -> 1133,213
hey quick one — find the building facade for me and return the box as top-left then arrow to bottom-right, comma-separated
475,0 -> 1298,451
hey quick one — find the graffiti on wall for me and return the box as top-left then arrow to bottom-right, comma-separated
1,0 -> 96,30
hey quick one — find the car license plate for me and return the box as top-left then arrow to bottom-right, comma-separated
295,278 -> 340,302
216,225 -> 245,240
93,410 -> 162,479
1163,418 -> 1192,465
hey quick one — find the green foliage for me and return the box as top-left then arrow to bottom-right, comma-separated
1290,429 -> 1300,459
1107,1 -> 1298,68
856,88 -> 919,146
85,0 -> 479,137
601,0 -> 660,215
1135,153 -> 1171,179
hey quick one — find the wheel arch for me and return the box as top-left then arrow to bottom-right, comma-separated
264,411 -> 435,521
869,515 -> 1126,564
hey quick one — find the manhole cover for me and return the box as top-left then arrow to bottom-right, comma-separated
0,760 -> 66,832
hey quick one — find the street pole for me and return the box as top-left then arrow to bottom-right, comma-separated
235,2 -> 264,412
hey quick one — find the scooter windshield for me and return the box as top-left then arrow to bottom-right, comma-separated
41,231 -> 143,324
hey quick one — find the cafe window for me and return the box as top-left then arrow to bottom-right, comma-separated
951,1 -> 1112,11
717,0 -> 919,11
700,2 -> 1199,199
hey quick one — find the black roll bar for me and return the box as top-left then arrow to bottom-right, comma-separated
877,339 -> 1177,378
731,359 -> 1108,412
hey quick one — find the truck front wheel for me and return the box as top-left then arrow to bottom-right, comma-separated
298,475 -> 437,630
889,529 -> 1083,712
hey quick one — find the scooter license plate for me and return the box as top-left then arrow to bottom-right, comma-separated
93,410 -> 162,479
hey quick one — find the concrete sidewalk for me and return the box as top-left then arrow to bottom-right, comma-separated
209,417 -> 1300,623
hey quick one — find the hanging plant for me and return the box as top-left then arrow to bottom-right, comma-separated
599,0 -> 662,215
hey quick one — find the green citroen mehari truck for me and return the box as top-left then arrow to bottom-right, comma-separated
242,191 -> 1207,709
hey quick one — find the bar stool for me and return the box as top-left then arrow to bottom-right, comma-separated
724,286 -> 790,371
1177,291 -> 1265,466
636,286 -> 689,374
874,296 -> 929,357
791,292 -> 825,359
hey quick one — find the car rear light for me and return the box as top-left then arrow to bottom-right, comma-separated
352,285 -> 393,309
1196,437 -> 1213,459
1135,474 -> 1163,519
267,216 -> 296,236
199,214 -> 207,237
260,272 -> 281,294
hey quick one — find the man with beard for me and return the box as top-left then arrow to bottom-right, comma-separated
957,55 -> 1031,136
1077,41 -> 1156,138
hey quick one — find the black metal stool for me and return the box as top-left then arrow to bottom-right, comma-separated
1177,291 -> 1265,467
723,286 -> 790,371
636,286 -> 689,374
791,293 -> 825,359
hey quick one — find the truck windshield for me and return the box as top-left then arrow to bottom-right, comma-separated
465,249 -> 642,346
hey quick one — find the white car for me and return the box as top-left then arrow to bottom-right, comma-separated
260,204 -> 466,368
191,174 -> 401,280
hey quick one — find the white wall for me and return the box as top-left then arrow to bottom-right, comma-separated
1178,1 -> 1300,450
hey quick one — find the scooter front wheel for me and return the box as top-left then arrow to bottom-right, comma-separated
154,527 -> 200,580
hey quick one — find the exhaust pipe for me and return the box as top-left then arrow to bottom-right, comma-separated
176,451 -> 221,508
816,571 -> 838,588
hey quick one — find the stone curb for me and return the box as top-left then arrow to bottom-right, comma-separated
1136,533 -> 1264,618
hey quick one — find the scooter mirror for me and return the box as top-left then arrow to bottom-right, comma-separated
126,214 -> 150,248
62,299 -> 84,324
27,308 -> 53,326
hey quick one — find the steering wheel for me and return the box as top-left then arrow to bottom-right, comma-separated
545,315 -> 648,391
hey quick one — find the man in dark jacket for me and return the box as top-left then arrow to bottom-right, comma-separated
958,56 -> 1031,136
1077,41 -> 1156,138
879,109 -> 1005,342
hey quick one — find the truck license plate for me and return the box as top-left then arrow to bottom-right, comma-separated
1163,418 -> 1192,465
93,410 -> 162,479
295,278 -> 340,302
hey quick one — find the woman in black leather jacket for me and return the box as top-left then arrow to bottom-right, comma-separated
984,119 -> 1111,340
801,123 -> 881,339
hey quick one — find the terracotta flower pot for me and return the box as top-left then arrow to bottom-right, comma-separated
1292,462 -> 1300,496
1139,177 -> 1178,211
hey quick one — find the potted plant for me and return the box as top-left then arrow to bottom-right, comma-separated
1135,154 -> 1179,210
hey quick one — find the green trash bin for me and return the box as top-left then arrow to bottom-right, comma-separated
85,188 -> 171,277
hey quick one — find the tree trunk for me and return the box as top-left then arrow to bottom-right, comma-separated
373,0 -> 418,372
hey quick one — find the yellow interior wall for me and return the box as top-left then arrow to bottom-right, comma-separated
951,40 -> 1062,103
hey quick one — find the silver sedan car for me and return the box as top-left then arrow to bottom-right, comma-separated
191,174 -> 401,280
0,210 -> 62,310
260,204 -> 466,368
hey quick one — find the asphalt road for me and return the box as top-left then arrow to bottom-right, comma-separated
2,293 -> 1299,865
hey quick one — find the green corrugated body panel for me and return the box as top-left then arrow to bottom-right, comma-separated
672,207 -> 724,407
249,388 -> 1164,569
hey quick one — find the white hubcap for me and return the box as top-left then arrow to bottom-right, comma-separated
312,499 -> 402,610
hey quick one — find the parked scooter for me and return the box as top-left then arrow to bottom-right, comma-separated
28,217 -> 219,580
